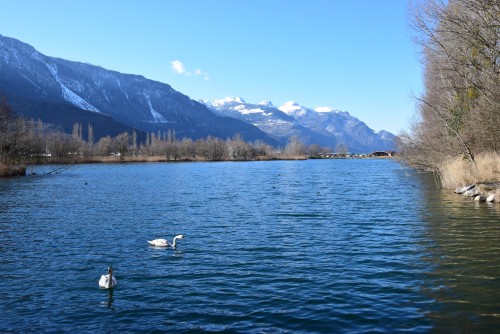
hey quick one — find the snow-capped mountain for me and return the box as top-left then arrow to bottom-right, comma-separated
279,101 -> 311,118
0,34 -> 396,151
258,100 -> 275,108
0,34 -> 278,145
203,97 -> 396,152
278,101 -> 396,152
202,98 -> 337,148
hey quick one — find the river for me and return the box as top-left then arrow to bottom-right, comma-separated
0,159 -> 499,333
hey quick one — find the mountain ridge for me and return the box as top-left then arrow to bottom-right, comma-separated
1,34 -> 396,152
0,34 -> 279,145
202,97 -> 338,149
204,97 -> 396,153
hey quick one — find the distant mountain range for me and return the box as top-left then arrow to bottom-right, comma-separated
201,97 -> 337,148
0,34 -> 278,145
203,98 -> 396,152
0,34 -> 396,152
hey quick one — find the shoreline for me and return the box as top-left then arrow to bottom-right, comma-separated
0,155 -> 393,177
454,182 -> 500,204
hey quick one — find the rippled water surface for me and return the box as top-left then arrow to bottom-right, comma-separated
0,159 -> 499,333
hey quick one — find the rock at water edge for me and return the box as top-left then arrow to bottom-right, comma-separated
474,195 -> 486,202
464,189 -> 479,197
455,184 -> 475,194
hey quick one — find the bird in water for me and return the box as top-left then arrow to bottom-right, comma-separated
99,266 -> 117,289
148,234 -> 184,249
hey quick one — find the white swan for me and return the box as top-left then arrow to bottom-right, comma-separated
148,234 -> 184,249
99,266 -> 117,289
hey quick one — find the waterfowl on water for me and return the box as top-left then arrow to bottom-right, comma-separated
99,266 -> 117,289
148,234 -> 184,249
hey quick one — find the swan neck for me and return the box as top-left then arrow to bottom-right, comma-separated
171,235 -> 183,249
108,269 -> 113,288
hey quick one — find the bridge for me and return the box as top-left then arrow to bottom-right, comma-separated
370,151 -> 395,157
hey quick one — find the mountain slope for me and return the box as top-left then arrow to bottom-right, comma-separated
0,34 -> 279,145
279,102 -> 396,152
203,97 -> 396,152
202,97 -> 337,147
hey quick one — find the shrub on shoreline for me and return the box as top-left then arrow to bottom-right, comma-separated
438,152 -> 500,189
0,164 -> 26,177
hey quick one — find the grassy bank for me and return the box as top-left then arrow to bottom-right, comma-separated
0,154 -> 309,176
73,154 -> 307,164
0,164 -> 26,177
438,152 -> 500,189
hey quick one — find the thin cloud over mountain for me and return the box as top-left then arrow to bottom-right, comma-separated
171,60 -> 209,80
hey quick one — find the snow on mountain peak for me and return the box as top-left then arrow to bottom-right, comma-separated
230,96 -> 245,104
259,100 -> 274,108
315,106 -> 338,113
221,96 -> 245,104
279,101 -> 300,111
205,96 -> 246,108
278,101 -> 310,117
284,101 -> 300,107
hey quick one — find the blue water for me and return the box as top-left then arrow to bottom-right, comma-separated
0,159 -> 499,333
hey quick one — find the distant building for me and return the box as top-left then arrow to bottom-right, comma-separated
370,151 -> 395,157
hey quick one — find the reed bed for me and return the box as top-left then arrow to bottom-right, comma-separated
438,151 -> 500,189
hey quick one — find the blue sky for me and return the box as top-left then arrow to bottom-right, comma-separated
1,0 -> 422,134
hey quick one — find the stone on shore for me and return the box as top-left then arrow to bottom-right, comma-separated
455,184 -> 475,194
454,183 -> 499,204
464,189 -> 479,197
474,195 -> 486,202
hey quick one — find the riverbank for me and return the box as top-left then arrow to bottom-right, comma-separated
77,154 -> 308,163
437,152 -> 500,204
439,152 -> 500,188
0,154 -> 309,176
454,182 -> 500,204
0,164 -> 26,177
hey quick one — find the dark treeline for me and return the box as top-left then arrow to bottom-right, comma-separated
1,97 -> 332,174
401,0 -> 500,173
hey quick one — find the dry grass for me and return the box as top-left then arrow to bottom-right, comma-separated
0,163 -> 26,177
82,156 -> 168,163
277,154 -> 308,160
438,151 -> 500,189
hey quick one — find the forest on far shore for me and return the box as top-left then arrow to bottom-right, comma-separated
0,96 -> 337,176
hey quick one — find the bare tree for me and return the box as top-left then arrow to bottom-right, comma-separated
115,132 -> 130,161
0,97 -> 27,164
227,134 -> 253,160
86,124 -> 94,157
285,135 -> 306,157
165,129 -> 177,161
131,130 -> 137,156
95,136 -> 113,157
46,131 -> 79,162
405,0 -> 500,169
198,136 -> 227,160
335,143 -> 349,157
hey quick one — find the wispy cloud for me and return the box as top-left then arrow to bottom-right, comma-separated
195,68 -> 210,81
171,60 -> 209,81
171,60 -> 188,75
